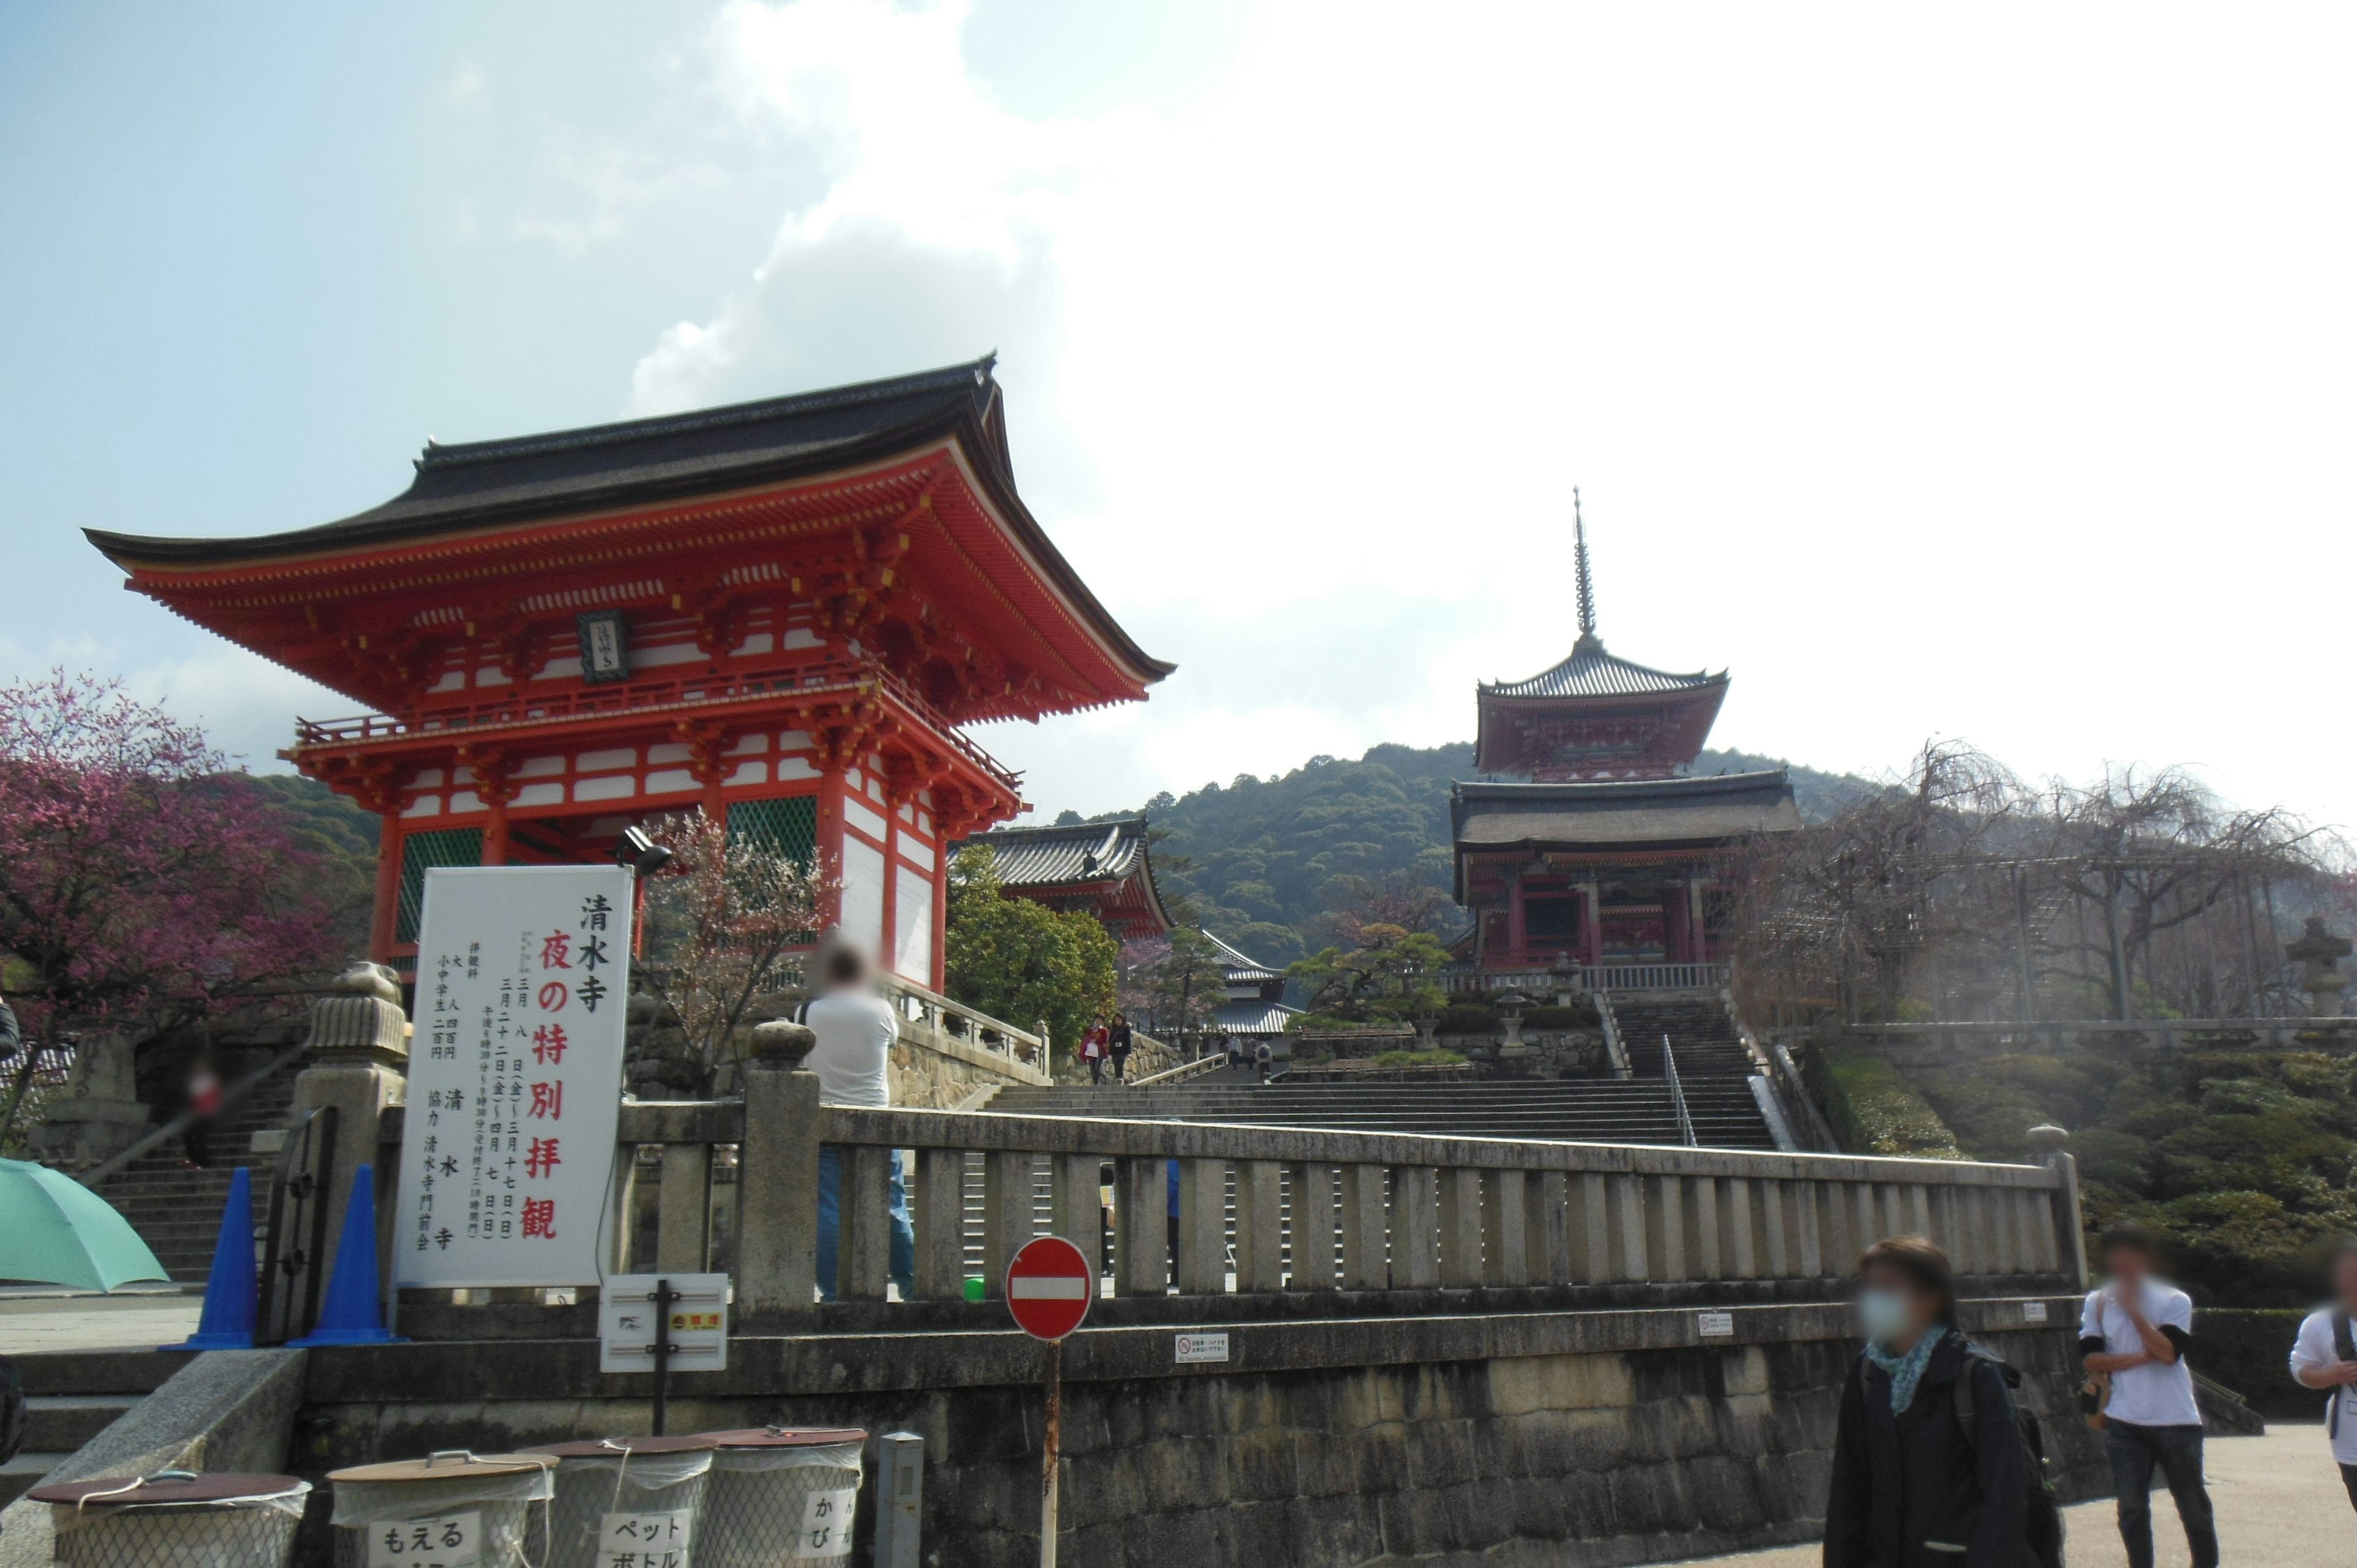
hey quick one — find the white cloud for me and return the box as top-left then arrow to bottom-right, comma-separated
618,0 -> 2357,828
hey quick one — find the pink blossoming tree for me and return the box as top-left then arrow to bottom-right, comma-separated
0,673 -> 347,1141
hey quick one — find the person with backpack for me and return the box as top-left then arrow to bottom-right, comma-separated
2286,1236 -> 2357,1510
1825,1235 -> 2055,1568
2081,1223 -> 2215,1568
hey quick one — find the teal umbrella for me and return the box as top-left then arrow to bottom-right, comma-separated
0,1158 -> 169,1291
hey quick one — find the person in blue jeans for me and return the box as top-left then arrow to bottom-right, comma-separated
805,940 -> 914,1300
2082,1224 -> 2216,1568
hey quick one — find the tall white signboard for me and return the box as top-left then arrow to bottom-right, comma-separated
394,864 -> 633,1288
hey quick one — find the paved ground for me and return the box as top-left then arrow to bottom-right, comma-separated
0,1287 -> 199,1354
1678,1427 -> 2351,1568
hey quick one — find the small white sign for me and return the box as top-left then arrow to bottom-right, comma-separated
600,1509 -> 691,1568
1697,1311 -> 1735,1338
599,1273 -> 730,1374
2023,1300 -> 2049,1323
792,1488 -> 857,1559
1176,1332 -> 1231,1364
368,1511 -> 479,1568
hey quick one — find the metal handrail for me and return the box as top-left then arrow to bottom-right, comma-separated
77,1044 -> 308,1189
1662,1034 -> 1698,1148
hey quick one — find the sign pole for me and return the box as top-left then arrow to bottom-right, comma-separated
1040,1337 -> 1061,1568
650,1276 -> 678,1435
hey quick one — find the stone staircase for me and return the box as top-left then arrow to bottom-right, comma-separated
988,1073 -> 1779,1151
0,1351 -> 186,1505
95,1062 -> 301,1283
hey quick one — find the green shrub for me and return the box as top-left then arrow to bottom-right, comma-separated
1432,1003 -> 1495,1036
1816,1052 -> 1965,1159
2191,1309 -> 2315,1418
1370,1048 -> 1468,1068
1523,1003 -> 1598,1030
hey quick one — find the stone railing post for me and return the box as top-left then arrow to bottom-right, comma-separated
2027,1123 -> 2086,1288
288,962 -> 409,1291
737,1018 -> 820,1324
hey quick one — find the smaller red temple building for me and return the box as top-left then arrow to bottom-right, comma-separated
86,359 -> 1169,989
1454,500 -> 1798,976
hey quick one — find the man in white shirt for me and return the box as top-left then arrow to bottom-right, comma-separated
805,940 -> 913,1301
2081,1224 -> 2216,1568
2286,1239 -> 2357,1512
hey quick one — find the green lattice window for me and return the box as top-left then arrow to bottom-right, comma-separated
396,827 -> 486,944
727,795 -> 818,862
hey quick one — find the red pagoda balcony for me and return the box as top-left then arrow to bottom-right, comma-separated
288,655 -> 1022,795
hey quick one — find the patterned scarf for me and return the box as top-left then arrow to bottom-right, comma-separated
1864,1326 -> 1947,1415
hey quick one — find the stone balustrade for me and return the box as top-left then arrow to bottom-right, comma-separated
606,1044 -> 2086,1328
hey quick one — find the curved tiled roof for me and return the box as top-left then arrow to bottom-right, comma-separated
1213,998 -> 1300,1037
977,816 -> 1149,888
1201,929 -> 1285,984
1480,635 -> 1725,701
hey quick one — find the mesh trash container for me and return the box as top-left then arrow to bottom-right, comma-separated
692,1427 -> 866,1565
30,1472 -> 311,1568
520,1435 -> 716,1568
327,1451 -> 555,1568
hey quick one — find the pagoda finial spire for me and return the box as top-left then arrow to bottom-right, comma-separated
1573,487 -> 1600,650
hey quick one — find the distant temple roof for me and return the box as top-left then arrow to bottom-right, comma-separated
1201,929 -> 1285,985
1473,493 -> 1729,780
973,815 -> 1171,938
1452,770 -> 1802,863
1479,638 -> 1725,701
1213,997 -> 1299,1037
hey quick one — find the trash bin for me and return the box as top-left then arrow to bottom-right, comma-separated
520,1435 -> 717,1568
692,1427 -> 867,1565
327,1450 -> 555,1568
30,1472 -> 311,1568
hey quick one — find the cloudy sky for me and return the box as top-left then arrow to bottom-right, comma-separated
5,2 -> 2353,828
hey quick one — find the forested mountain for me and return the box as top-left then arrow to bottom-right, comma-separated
1062,741 -> 1879,968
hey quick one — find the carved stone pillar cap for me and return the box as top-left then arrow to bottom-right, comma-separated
749,1019 -> 817,1070
334,962 -> 402,1006
2026,1123 -> 2070,1154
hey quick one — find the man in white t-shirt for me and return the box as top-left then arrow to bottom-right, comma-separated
804,940 -> 913,1301
2287,1238 -> 2357,1512
2081,1224 -> 2216,1568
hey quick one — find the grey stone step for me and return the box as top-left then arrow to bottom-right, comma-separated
1,1454 -> 68,1507
24,1394 -> 135,1451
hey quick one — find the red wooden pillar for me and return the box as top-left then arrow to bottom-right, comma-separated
369,812 -> 403,964
878,805 -> 900,977
1689,877 -> 1711,962
1579,881 -> 1603,968
1506,875 -> 1528,965
931,838 -> 950,992
482,797 -> 510,867
815,767 -> 848,935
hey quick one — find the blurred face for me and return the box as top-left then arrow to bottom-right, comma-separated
1858,1261 -> 1941,1348
2332,1252 -> 2357,1313
2103,1245 -> 2151,1288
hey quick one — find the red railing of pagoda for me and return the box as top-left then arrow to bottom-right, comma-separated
290,655 -> 1022,792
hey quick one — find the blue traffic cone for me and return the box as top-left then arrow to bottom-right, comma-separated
288,1164 -> 400,1346
168,1165 -> 257,1350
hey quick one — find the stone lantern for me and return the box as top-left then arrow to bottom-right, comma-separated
2286,917 -> 2353,1018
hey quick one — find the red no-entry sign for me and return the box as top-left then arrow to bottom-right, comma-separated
1005,1235 -> 1093,1342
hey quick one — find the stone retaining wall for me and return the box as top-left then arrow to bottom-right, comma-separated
291,1297 -> 2102,1568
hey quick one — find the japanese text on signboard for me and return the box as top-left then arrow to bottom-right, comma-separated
395,865 -> 632,1288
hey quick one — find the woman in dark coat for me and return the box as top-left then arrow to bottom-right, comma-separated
1824,1237 -> 2035,1568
